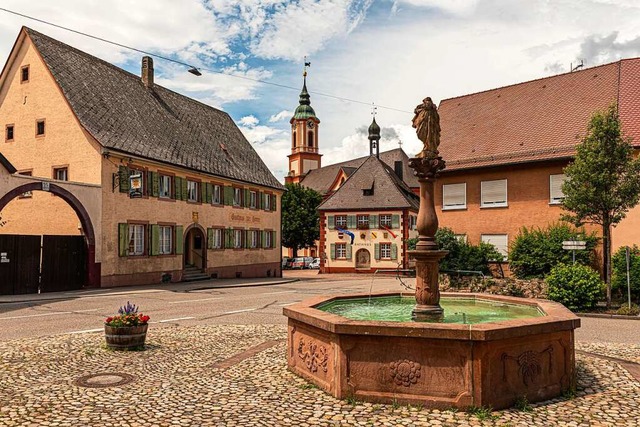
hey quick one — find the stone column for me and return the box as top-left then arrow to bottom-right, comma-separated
408,156 -> 447,321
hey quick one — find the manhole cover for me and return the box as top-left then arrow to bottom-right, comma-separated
74,373 -> 136,388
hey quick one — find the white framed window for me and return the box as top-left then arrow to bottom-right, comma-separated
550,174 -> 567,204
481,234 -> 508,258
265,231 -> 272,248
212,184 -> 222,205
159,226 -> 172,254
357,215 -> 370,229
264,193 -> 271,210
53,167 -> 68,181
128,224 -> 145,256
380,243 -> 392,259
380,214 -> 392,227
234,229 -> 243,249
481,179 -> 507,208
443,183 -> 466,210
250,191 -> 257,209
249,230 -> 259,248
336,243 -> 347,259
211,228 -> 223,249
159,175 -> 172,198
233,188 -> 242,206
187,180 -> 199,202
409,215 -> 417,230
335,215 -> 347,228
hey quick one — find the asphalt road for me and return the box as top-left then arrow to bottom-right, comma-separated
0,271 -> 637,344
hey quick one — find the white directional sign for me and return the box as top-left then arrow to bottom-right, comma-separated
562,240 -> 587,250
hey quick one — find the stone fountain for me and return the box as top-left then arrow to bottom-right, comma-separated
284,97 -> 580,410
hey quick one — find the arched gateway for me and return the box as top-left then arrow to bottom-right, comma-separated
0,178 -> 101,293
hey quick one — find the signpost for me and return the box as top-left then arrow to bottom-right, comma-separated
626,246 -> 632,311
562,240 -> 587,264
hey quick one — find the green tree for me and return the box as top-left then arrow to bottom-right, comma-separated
281,183 -> 322,257
612,245 -> 640,303
561,104 -> 640,307
509,223 -> 597,279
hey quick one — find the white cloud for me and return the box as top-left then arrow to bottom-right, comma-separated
239,115 -> 260,127
269,110 -> 294,122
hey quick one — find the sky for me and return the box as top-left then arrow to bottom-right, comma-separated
1,0 -> 640,182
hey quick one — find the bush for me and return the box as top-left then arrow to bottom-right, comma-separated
546,264 -> 603,310
612,245 -> 640,303
509,223 -> 597,279
407,228 -> 504,275
616,303 -> 640,316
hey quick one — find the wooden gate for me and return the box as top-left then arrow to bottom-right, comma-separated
41,235 -> 86,293
0,235 -> 41,295
0,234 -> 86,295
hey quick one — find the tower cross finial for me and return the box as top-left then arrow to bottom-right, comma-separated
303,56 -> 311,77
398,139 -> 403,148
371,102 -> 377,118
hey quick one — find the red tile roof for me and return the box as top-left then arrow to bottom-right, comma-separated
438,58 -> 640,171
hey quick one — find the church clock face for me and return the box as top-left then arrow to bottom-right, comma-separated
307,120 -> 315,129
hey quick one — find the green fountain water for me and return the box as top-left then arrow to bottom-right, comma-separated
317,296 -> 544,324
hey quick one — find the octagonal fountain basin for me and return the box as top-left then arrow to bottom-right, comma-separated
283,292 -> 580,410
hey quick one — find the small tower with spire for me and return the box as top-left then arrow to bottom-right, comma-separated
368,106 -> 381,158
285,60 -> 322,184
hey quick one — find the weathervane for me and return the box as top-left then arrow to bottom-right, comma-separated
371,102 -> 377,118
303,56 -> 311,77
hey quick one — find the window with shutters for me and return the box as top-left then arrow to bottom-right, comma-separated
481,234 -> 508,258
159,226 -> 173,254
379,214 -> 392,227
336,243 -> 347,259
234,229 -> 243,249
481,179 -> 507,208
187,180 -> 199,202
128,224 -> 145,256
211,228 -> 223,249
443,183 -> 466,210
335,215 -> 347,228
380,243 -> 392,259
250,191 -> 257,209
409,215 -> 417,230
233,187 -> 242,206
159,175 -> 172,198
212,184 -> 222,205
265,231 -> 273,248
357,215 -> 369,229
248,230 -> 259,248
549,174 -> 567,204
264,193 -> 271,210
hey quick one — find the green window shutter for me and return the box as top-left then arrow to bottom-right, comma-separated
347,215 -> 356,229
328,215 -> 335,230
181,178 -> 188,201
174,177 -> 181,200
330,243 -> 336,260
391,243 -> 398,260
206,183 -> 213,204
346,244 -> 352,260
244,230 -> 249,249
207,228 -> 214,249
391,214 -> 400,229
271,231 -> 277,248
271,194 -> 277,211
226,228 -> 233,249
152,172 -> 159,197
150,224 -> 160,256
374,243 -> 380,260
370,215 -> 379,229
118,223 -> 129,257
243,189 -> 249,207
258,192 -> 263,209
224,186 -> 233,206
118,166 -> 130,193
146,171 -> 152,196
200,183 -> 206,203
175,226 -> 184,255
261,231 -> 266,248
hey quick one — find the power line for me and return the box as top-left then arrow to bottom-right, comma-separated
0,7 -> 413,114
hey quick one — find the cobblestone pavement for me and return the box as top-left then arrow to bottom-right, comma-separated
1,324 -> 639,426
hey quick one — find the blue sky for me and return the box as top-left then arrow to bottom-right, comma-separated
1,0 -> 640,181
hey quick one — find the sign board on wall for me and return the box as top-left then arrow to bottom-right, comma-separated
129,174 -> 143,198
228,213 -> 262,225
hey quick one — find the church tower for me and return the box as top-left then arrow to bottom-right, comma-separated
285,67 -> 321,184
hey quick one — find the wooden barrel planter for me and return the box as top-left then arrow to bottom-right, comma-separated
104,324 -> 148,350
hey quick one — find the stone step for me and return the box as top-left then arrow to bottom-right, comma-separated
182,273 -> 210,282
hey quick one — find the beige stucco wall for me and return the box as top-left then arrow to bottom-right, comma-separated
101,155 -> 282,282
0,33 -> 103,237
323,210 -> 417,271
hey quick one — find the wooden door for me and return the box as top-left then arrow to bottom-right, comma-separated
0,235 -> 41,295
40,235 -> 86,293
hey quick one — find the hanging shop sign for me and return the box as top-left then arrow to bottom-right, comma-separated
129,174 -> 143,198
